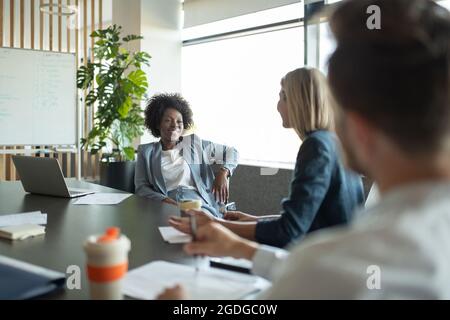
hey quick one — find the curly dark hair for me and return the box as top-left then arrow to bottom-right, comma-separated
144,93 -> 194,138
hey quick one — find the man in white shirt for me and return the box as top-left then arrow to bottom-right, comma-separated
158,0 -> 450,299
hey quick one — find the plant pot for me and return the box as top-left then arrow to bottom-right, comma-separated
99,161 -> 136,193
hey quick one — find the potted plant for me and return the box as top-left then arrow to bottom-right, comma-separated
77,24 -> 151,193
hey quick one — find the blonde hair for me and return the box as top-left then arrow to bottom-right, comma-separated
283,67 -> 335,140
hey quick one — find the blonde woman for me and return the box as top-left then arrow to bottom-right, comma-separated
170,67 -> 364,248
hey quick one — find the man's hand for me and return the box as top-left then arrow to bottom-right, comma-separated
156,284 -> 187,300
183,222 -> 258,260
212,169 -> 229,203
169,209 -> 215,235
224,211 -> 259,222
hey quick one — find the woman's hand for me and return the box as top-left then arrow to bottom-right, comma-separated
184,222 -> 258,260
212,169 -> 229,203
162,198 -> 178,206
224,211 -> 259,222
156,284 -> 187,300
169,209 -> 215,235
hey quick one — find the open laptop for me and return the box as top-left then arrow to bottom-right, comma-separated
12,156 -> 94,198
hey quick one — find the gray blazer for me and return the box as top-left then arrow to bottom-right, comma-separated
135,134 -> 239,207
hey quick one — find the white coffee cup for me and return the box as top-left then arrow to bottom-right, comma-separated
84,227 -> 131,300
178,199 -> 202,217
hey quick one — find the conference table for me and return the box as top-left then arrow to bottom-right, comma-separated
0,180 -> 196,299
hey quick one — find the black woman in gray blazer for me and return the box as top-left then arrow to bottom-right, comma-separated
135,94 -> 239,217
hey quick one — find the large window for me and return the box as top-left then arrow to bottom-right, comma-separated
182,0 -> 450,167
438,0 -> 450,9
182,5 -> 304,168
318,0 -> 450,73
318,22 -> 335,74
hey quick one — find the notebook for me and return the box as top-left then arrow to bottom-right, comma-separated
0,255 -> 66,299
0,224 -> 46,240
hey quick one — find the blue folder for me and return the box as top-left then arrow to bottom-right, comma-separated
0,255 -> 65,299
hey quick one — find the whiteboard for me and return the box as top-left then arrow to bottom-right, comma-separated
0,47 -> 77,146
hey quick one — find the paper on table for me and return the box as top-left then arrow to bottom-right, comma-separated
72,193 -> 132,205
0,211 -> 47,227
123,261 -> 270,300
158,226 -> 191,244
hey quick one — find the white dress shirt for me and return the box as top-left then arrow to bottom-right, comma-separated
252,182 -> 450,299
161,149 -> 195,192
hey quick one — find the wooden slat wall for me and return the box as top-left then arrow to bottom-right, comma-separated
65,0 -> 71,177
99,0 -> 102,30
0,0 -> 107,181
90,0 -> 97,179
0,0 -> 4,181
58,0 -> 61,52
82,0 -> 89,179
20,0 -> 24,48
74,0 -> 79,178
31,0 -> 35,49
39,0 -> 43,50
9,0 -> 13,47
7,0 -> 15,180
0,1 -> 3,43
48,0 -> 52,51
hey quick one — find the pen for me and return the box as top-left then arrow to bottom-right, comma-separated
190,214 -> 200,276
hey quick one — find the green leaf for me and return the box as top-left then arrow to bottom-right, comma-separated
95,39 -> 106,46
119,47 -> 128,55
134,52 -> 151,65
127,69 -> 148,89
123,35 -> 143,42
87,127 -> 101,140
123,147 -> 135,161
85,90 -> 97,106
95,74 -> 103,86
76,65 -> 94,89
118,96 -> 132,118
90,30 -> 101,38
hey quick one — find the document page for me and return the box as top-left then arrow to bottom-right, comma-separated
72,193 -> 132,205
123,261 -> 270,300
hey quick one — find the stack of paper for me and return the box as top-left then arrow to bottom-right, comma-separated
0,211 -> 47,227
0,211 -> 47,240
123,261 -> 271,300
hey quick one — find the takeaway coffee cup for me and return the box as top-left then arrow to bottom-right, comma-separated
84,227 -> 131,300
178,199 -> 202,217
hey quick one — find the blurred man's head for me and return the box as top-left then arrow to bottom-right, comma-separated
328,0 -> 450,187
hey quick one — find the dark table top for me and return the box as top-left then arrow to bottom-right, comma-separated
0,180 -> 194,299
